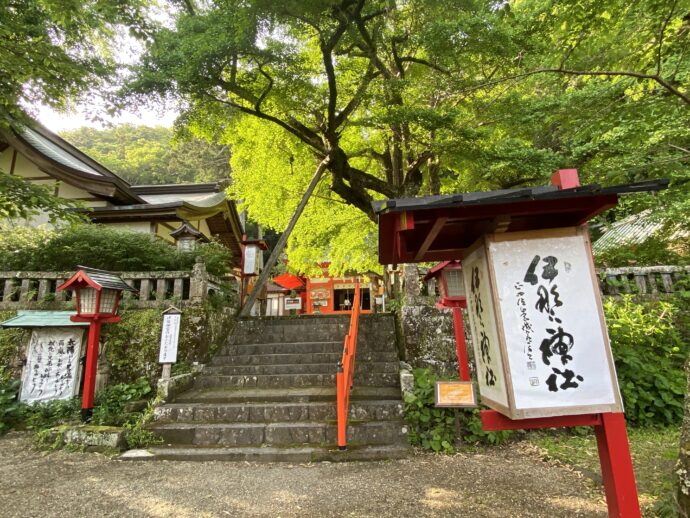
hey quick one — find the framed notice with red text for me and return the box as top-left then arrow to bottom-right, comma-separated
462,226 -> 623,419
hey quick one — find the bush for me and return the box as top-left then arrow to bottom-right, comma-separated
0,224 -> 232,277
0,379 -> 21,433
605,296 -> 687,426
403,368 -> 511,453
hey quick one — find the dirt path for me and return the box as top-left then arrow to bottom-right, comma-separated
0,432 -> 606,517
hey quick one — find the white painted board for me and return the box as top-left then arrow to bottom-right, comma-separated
243,246 -> 258,275
20,328 -> 84,404
284,297 -> 302,310
462,245 -> 510,408
489,233 -> 620,413
159,313 -> 181,363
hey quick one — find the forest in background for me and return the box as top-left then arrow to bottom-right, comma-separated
60,125 -> 231,186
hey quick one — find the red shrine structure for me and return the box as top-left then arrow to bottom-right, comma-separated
373,170 -> 667,518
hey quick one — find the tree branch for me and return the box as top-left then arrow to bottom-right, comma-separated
399,56 -> 450,75
462,67 -> 690,105
206,93 -> 326,152
657,0 -> 678,75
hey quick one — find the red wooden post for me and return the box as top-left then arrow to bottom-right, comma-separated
595,413 -> 641,518
452,306 -> 471,382
81,320 -> 101,421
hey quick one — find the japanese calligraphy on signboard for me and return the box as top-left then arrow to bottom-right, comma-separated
159,312 -> 181,364
462,226 -> 623,419
20,328 -> 84,404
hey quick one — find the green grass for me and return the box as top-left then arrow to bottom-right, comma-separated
529,426 -> 680,517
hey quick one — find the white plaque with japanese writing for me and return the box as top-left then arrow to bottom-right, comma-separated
159,313 -> 181,364
489,231 -> 621,417
20,328 -> 84,404
462,245 -> 510,409
243,246 -> 258,275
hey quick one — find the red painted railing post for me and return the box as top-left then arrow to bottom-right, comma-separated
336,283 -> 361,450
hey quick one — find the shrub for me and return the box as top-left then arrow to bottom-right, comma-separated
403,368 -> 511,453
605,296 -> 687,426
0,224 -> 232,276
0,379 -> 21,433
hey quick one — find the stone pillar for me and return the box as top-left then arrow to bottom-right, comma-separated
190,256 -> 208,304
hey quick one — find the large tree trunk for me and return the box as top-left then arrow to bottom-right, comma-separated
677,356 -> 690,516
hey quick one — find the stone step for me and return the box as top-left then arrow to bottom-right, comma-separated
203,362 -> 399,377
154,400 -> 404,424
193,372 -> 399,389
225,341 -> 343,356
210,351 -> 398,366
174,386 -> 403,404
229,326 -> 348,345
150,420 -> 408,447
119,444 -> 409,463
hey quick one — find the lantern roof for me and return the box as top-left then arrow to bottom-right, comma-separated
373,179 -> 668,265
57,266 -> 137,293
169,221 -> 207,241
423,260 -> 462,281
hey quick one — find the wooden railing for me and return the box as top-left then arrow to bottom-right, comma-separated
336,283 -> 361,450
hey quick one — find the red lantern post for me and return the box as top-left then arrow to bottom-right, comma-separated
57,267 -> 136,421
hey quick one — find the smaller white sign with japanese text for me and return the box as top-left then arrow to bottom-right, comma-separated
159,313 -> 181,364
284,298 -> 302,310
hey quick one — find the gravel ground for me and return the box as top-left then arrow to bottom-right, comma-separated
0,432 -> 607,518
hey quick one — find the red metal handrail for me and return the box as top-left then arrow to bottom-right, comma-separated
336,283 -> 361,450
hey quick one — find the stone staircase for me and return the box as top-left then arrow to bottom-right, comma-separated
141,314 -> 409,462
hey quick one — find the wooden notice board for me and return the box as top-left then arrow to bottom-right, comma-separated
435,381 -> 477,407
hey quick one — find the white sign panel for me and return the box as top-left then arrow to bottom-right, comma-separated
20,328 -> 83,404
489,232 -> 620,415
462,246 -> 510,408
284,297 -> 302,310
243,246 -> 258,275
159,313 -> 181,363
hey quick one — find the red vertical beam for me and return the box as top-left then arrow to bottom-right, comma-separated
595,413 -> 641,518
81,320 -> 101,420
452,307 -> 471,382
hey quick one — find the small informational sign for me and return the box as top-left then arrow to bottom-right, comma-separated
463,227 -> 622,419
20,328 -> 84,404
159,311 -> 181,364
243,245 -> 258,275
435,381 -> 477,408
284,297 -> 302,310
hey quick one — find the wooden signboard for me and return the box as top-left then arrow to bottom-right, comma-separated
462,226 -> 623,419
159,310 -> 181,364
435,381 -> 477,407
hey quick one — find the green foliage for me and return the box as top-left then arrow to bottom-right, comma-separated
0,224 -> 232,277
456,407 -> 512,446
0,311 -> 28,384
404,368 -> 456,453
0,379 -> 21,434
404,368 -> 511,453
60,125 -> 232,186
91,377 -> 152,426
0,173 -> 86,225
605,296 -> 687,426
595,236 -> 690,268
